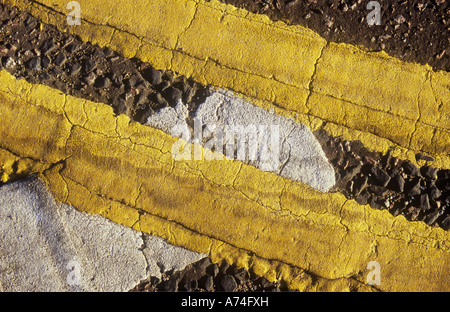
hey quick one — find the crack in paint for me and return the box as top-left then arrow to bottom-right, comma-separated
58,172 -> 376,287
1,80 -> 448,253
19,0 -> 447,135
1,0 -> 448,291
408,71 -> 430,149
2,0 -> 448,165
305,41 -> 328,114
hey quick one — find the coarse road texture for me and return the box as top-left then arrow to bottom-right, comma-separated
0,3 -> 448,230
0,0 -> 448,292
219,0 -> 449,72
3,0 -> 448,161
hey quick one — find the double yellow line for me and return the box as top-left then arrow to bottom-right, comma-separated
0,0 -> 448,291
7,0 -> 448,164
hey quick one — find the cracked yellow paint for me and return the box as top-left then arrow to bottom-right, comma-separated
2,0 -> 449,168
0,70 -> 448,291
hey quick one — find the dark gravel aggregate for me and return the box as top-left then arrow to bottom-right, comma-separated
0,3 -> 210,124
219,0 -> 449,72
129,257 -> 291,292
315,129 -> 450,229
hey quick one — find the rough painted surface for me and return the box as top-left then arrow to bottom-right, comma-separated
0,176 -> 207,291
0,70 -> 448,291
147,89 -> 336,192
0,177 -> 147,291
198,91 -> 336,191
0,0 -> 448,293
142,235 -> 207,280
2,0 -> 448,162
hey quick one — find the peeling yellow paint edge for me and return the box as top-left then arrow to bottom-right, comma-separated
2,0 -> 449,168
0,69 -> 449,291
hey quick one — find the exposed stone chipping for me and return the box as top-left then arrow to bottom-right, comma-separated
0,3 -> 210,124
129,257 -> 293,292
315,129 -> 450,230
219,0 -> 449,72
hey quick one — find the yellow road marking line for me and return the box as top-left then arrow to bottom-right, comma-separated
2,0 -> 448,168
0,70 -> 448,291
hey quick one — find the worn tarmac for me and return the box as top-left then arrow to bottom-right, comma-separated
0,0 -> 448,292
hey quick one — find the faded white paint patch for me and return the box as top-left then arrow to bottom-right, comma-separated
147,89 -> 335,192
0,177 -> 206,291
